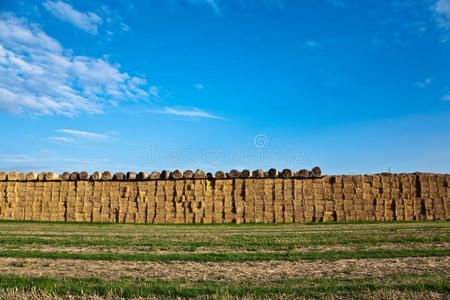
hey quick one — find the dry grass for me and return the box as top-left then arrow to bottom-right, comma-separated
0,257 -> 448,281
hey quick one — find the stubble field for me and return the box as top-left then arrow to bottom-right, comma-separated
0,220 -> 448,299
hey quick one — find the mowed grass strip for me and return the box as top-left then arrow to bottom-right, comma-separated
0,248 -> 448,262
0,220 -> 448,235
0,273 -> 448,298
0,223 -> 448,252
0,234 -> 448,252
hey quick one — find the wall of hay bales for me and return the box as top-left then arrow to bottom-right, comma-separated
0,173 -> 448,223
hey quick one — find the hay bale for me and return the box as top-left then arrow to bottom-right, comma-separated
17,173 -> 26,181
215,171 -> 226,179
229,169 -> 241,178
281,169 -> 294,179
297,169 -> 309,178
240,169 -> 252,178
252,169 -> 264,178
26,172 -> 38,181
102,171 -> 113,180
91,171 -> 102,181
0,172 -> 6,180
79,171 -> 90,180
150,171 -> 160,180
60,172 -> 71,180
113,172 -> 125,180
70,172 -> 79,180
183,170 -> 194,179
311,167 -> 322,178
7,171 -> 18,181
268,168 -> 279,178
137,172 -> 149,180
44,172 -> 59,181
126,172 -> 137,181
207,172 -> 215,179
194,169 -> 206,179
171,170 -> 183,179
161,170 -> 170,179
38,172 -> 47,181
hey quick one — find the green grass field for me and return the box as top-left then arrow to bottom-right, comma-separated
0,220 -> 448,299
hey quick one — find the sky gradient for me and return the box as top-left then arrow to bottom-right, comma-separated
0,0 -> 449,174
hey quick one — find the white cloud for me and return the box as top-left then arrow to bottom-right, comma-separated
329,0 -> 346,8
187,0 -> 221,14
304,41 -> 320,48
43,1 -> 102,34
0,12 -> 151,117
50,136 -> 77,143
0,150 -> 113,172
443,92 -> 450,101
415,77 -> 432,88
150,107 -> 221,119
56,129 -> 113,141
433,0 -> 450,29
194,83 -> 205,89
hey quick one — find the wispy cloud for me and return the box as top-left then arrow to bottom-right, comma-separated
328,0 -> 346,8
186,0 -> 221,14
54,129 -> 114,142
0,150 -> 113,172
43,1 -> 102,34
49,136 -> 77,143
303,40 -> 320,48
433,0 -> 450,29
0,12 -> 151,117
415,77 -> 432,88
194,83 -> 205,89
443,92 -> 450,101
180,0 -> 285,14
150,107 -> 221,119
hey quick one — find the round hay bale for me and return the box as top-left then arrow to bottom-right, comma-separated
38,172 -> 47,181
161,170 -> 170,179
171,170 -> 183,179
229,169 -> 241,178
281,169 -> 294,179
26,172 -> 38,181
268,168 -> 279,178
183,170 -> 194,179
102,171 -> 113,180
0,172 -> 6,180
252,169 -> 264,178
91,171 -> 102,181
240,169 -> 252,178
17,173 -> 26,181
126,172 -> 137,180
215,171 -> 226,179
7,172 -> 18,181
70,172 -> 80,180
296,169 -> 309,178
60,172 -> 71,180
137,171 -> 149,180
194,169 -> 207,179
207,172 -> 215,179
311,166 -> 322,178
149,171 -> 160,180
45,172 -> 60,181
113,172 -> 125,180
79,171 -> 90,180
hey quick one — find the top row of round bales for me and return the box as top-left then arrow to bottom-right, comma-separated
0,167 -> 322,181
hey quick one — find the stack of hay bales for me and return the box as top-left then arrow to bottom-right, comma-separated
0,168 -> 449,224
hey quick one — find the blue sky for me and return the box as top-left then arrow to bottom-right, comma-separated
0,0 -> 449,174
